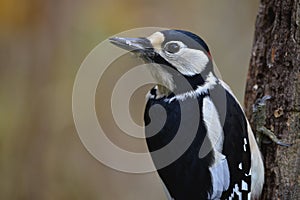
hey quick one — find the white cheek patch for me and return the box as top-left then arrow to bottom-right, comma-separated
161,48 -> 210,76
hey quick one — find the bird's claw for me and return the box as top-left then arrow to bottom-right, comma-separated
253,95 -> 272,112
274,140 -> 292,147
253,95 -> 291,148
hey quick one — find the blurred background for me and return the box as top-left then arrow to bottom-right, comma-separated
0,0 -> 259,199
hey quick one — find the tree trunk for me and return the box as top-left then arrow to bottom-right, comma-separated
244,0 -> 300,199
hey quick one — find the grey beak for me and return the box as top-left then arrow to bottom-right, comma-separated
109,37 -> 153,52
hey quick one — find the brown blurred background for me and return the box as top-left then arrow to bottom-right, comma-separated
0,0 -> 259,199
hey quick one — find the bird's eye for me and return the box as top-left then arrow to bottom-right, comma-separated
164,43 -> 181,54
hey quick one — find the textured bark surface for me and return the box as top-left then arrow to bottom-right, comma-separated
244,0 -> 300,199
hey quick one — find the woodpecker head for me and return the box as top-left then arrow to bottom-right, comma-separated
110,30 -> 216,95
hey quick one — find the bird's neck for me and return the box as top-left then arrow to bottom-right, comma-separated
149,61 -> 219,100
165,72 -> 218,102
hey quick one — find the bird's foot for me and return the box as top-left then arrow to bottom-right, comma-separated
252,95 -> 292,147
257,127 -> 292,147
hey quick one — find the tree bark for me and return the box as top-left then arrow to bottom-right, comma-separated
244,0 -> 300,199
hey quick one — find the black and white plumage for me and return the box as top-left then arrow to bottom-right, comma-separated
110,30 -> 264,200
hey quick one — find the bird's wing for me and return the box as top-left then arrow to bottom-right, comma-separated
220,80 -> 264,198
220,89 -> 252,199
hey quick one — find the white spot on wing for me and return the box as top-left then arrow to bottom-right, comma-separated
239,163 -> 242,170
229,184 -> 242,200
241,180 -> 248,191
243,138 -> 248,152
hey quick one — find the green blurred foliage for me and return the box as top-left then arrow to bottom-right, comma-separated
0,0 -> 259,199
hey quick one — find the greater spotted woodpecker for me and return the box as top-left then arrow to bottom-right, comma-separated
110,30 -> 264,200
